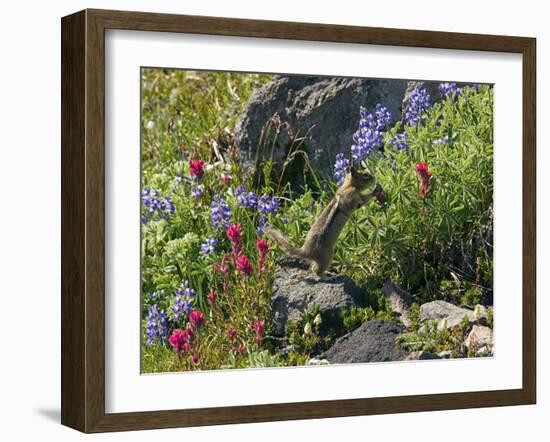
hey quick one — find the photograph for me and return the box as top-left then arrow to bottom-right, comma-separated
140,69 -> 494,373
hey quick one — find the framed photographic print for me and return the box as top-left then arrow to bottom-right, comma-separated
61,9 -> 536,433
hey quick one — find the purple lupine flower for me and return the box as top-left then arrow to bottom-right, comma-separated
258,194 -> 279,215
439,82 -> 461,99
257,215 -> 269,235
404,86 -> 431,126
171,281 -> 195,324
434,135 -> 450,145
147,289 -> 165,302
236,185 -> 258,209
374,104 -> 393,130
146,304 -> 169,345
333,153 -> 351,185
141,187 -> 175,223
201,237 -> 217,255
391,132 -> 409,151
210,194 -> 231,229
191,185 -> 203,200
244,192 -> 258,209
235,185 -> 246,202
350,104 -> 392,162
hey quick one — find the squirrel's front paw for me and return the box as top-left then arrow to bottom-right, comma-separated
373,184 -> 386,205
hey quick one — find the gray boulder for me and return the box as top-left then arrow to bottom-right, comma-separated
320,320 -> 409,364
271,256 -> 364,336
234,75 -> 409,182
419,300 -> 488,331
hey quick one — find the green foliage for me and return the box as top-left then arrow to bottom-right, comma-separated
409,302 -> 421,332
285,305 -> 332,363
340,291 -> 397,332
341,305 -> 375,331
399,314 -> 472,356
335,86 -> 494,302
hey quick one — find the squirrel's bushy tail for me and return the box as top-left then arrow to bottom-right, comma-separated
264,227 -> 310,260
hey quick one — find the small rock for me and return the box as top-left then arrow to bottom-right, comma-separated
405,351 -> 441,361
271,256 -> 364,336
437,351 -> 452,359
382,280 -> 413,328
464,325 -> 494,355
319,320 -> 409,364
419,300 -> 487,331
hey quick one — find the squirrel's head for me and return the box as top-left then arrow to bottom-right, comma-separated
345,166 -> 375,190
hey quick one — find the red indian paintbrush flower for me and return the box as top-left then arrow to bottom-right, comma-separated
207,290 -> 217,306
189,159 -> 205,179
415,162 -> 430,177
415,162 -> 432,199
214,256 -> 229,275
189,309 -> 206,329
169,329 -> 189,355
236,255 -> 254,277
253,320 -> 265,344
256,238 -> 270,258
226,224 -> 243,246
256,238 -> 270,272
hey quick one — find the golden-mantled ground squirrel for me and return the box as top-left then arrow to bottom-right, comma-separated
265,167 -> 379,277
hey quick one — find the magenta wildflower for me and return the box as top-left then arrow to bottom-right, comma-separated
416,162 -> 432,199
189,309 -> 206,329
214,256 -> 229,276
226,224 -> 243,246
189,159 -> 205,180
236,255 -> 253,277
253,320 -> 265,344
256,238 -> 270,258
207,290 -> 217,306
169,329 -> 189,355
256,238 -> 270,272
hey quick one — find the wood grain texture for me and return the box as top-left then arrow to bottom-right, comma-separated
61,10 -> 86,431
522,38 -> 537,403
60,8 -> 537,433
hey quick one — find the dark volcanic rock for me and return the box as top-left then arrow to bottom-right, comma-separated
234,75 -> 409,182
271,256 -> 364,336
320,320 -> 409,364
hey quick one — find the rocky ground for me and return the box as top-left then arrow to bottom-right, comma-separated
271,257 -> 494,364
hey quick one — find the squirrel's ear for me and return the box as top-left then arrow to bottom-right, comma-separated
349,166 -> 358,176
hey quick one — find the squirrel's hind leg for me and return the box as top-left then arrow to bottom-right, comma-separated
310,260 -> 328,278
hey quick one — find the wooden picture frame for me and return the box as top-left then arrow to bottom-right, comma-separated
61,8 -> 536,433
